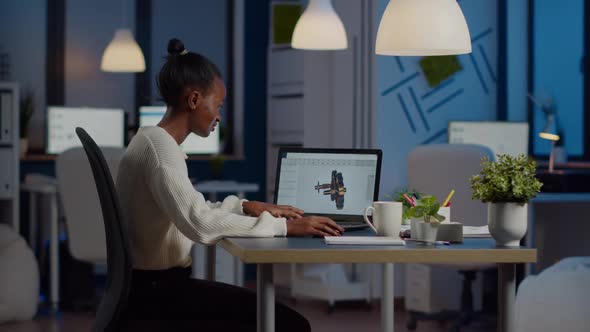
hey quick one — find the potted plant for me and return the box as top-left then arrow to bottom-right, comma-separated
19,89 -> 35,157
408,195 -> 446,242
470,154 -> 542,246
209,154 -> 225,180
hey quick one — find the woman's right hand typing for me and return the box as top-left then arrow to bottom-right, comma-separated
286,216 -> 344,237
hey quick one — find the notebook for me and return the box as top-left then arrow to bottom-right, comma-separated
463,225 -> 491,238
325,236 -> 406,245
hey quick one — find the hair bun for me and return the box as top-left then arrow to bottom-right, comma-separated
167,38 -> 186,55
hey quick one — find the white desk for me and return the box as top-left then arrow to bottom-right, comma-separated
193,181 -> 260,285
21,176 -> 60,312
218,230 -> 536,332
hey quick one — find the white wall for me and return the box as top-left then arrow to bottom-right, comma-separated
65,0 -> 136,124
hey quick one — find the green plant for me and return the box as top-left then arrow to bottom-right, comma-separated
386,188 -> 421,221
469,154 -> 542,204
19,89 -> 35,139
408,195 -> 446,224
209,154 -> 225,179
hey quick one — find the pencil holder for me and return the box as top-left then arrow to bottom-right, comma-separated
438,206 -> 451,223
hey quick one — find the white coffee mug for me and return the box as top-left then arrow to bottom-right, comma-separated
363,201 -> 403,238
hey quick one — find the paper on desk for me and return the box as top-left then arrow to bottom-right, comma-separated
325,236 -> 405,245
463,225 -> 491,237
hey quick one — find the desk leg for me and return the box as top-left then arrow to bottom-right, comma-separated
234,191 -> 245,286
257,264 -> 274,332
498,263 -> 516,332
49,194 -> 60,312
205,245 -> 216,281
28,193 -> 37,253
526,204 -> 536,275
381,263 -> 394,332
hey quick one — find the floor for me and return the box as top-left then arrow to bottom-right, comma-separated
0,300 -> 495,332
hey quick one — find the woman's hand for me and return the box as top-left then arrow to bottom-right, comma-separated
242,201 -> 304,220
286,216 -> 344,237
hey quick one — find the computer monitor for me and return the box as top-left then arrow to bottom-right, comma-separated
448,121 -> 529,157
138,106 -> 220,155
274,148 -> 382,222
47,107 -> 125,154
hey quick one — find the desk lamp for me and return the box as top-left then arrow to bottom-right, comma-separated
539,111 -> 560,173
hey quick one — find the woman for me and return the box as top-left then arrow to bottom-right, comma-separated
116,38 -> 344,331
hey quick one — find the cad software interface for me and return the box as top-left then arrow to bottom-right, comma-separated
276,152 -> 378,216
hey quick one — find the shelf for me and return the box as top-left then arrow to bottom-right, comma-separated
20,154 -> 57,161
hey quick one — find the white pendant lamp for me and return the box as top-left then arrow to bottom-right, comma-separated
291,0 -> 348,50
101,29 -> 146,72
375,0 -> 471,56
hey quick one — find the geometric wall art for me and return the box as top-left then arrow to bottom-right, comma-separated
376,0 -> 498,194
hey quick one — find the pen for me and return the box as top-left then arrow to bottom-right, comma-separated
442,190 -> 455,207
405,239 -> 450,245
402,194 -> 416,207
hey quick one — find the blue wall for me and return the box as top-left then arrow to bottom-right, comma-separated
186,0 -> 269,202
150,0 -> 228,115
506,0 -> 528,123
532,0 -> 584,156
376,0 -> 498,196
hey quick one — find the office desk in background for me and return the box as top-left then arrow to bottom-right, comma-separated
528,193 -> 590,273
219,230 -> 536,332
194,181 -> 259,285
21,176 -> 60,312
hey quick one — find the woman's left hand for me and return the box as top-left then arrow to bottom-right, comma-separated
242,201 -> 304,220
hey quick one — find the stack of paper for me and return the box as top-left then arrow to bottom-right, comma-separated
324,236 -> 406,245
463,225 -> 491,238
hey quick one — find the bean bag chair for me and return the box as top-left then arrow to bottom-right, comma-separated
0,224 -> 39,323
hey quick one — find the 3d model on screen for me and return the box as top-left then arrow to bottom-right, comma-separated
314,170 -> 347,210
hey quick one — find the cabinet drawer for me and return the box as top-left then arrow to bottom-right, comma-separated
0,148 -> 13,197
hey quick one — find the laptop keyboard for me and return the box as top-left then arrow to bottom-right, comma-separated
337,221 -> 369,230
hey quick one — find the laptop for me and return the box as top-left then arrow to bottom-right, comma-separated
274,148 -> 383,230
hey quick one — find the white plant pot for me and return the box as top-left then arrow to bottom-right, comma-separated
410,218 -> 421,239
417,222 -> 439,243
488,203 -> 528,247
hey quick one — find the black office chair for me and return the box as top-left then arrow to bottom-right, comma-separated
77,128 -> 242,331
76,127 -> 132,332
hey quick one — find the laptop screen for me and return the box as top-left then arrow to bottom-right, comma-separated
275,148 -> 382,219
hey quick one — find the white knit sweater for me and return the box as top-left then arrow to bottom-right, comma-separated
116,126 -> 286,270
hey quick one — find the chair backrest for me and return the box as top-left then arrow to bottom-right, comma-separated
75,127 -> 131,332
407,144 -> 494,227
56,147 -> 124,264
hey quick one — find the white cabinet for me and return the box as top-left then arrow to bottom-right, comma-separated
405,263 -> 483,313
265,0 -> 377,305
266,0 -> 376,202
0,82 -> 19,231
